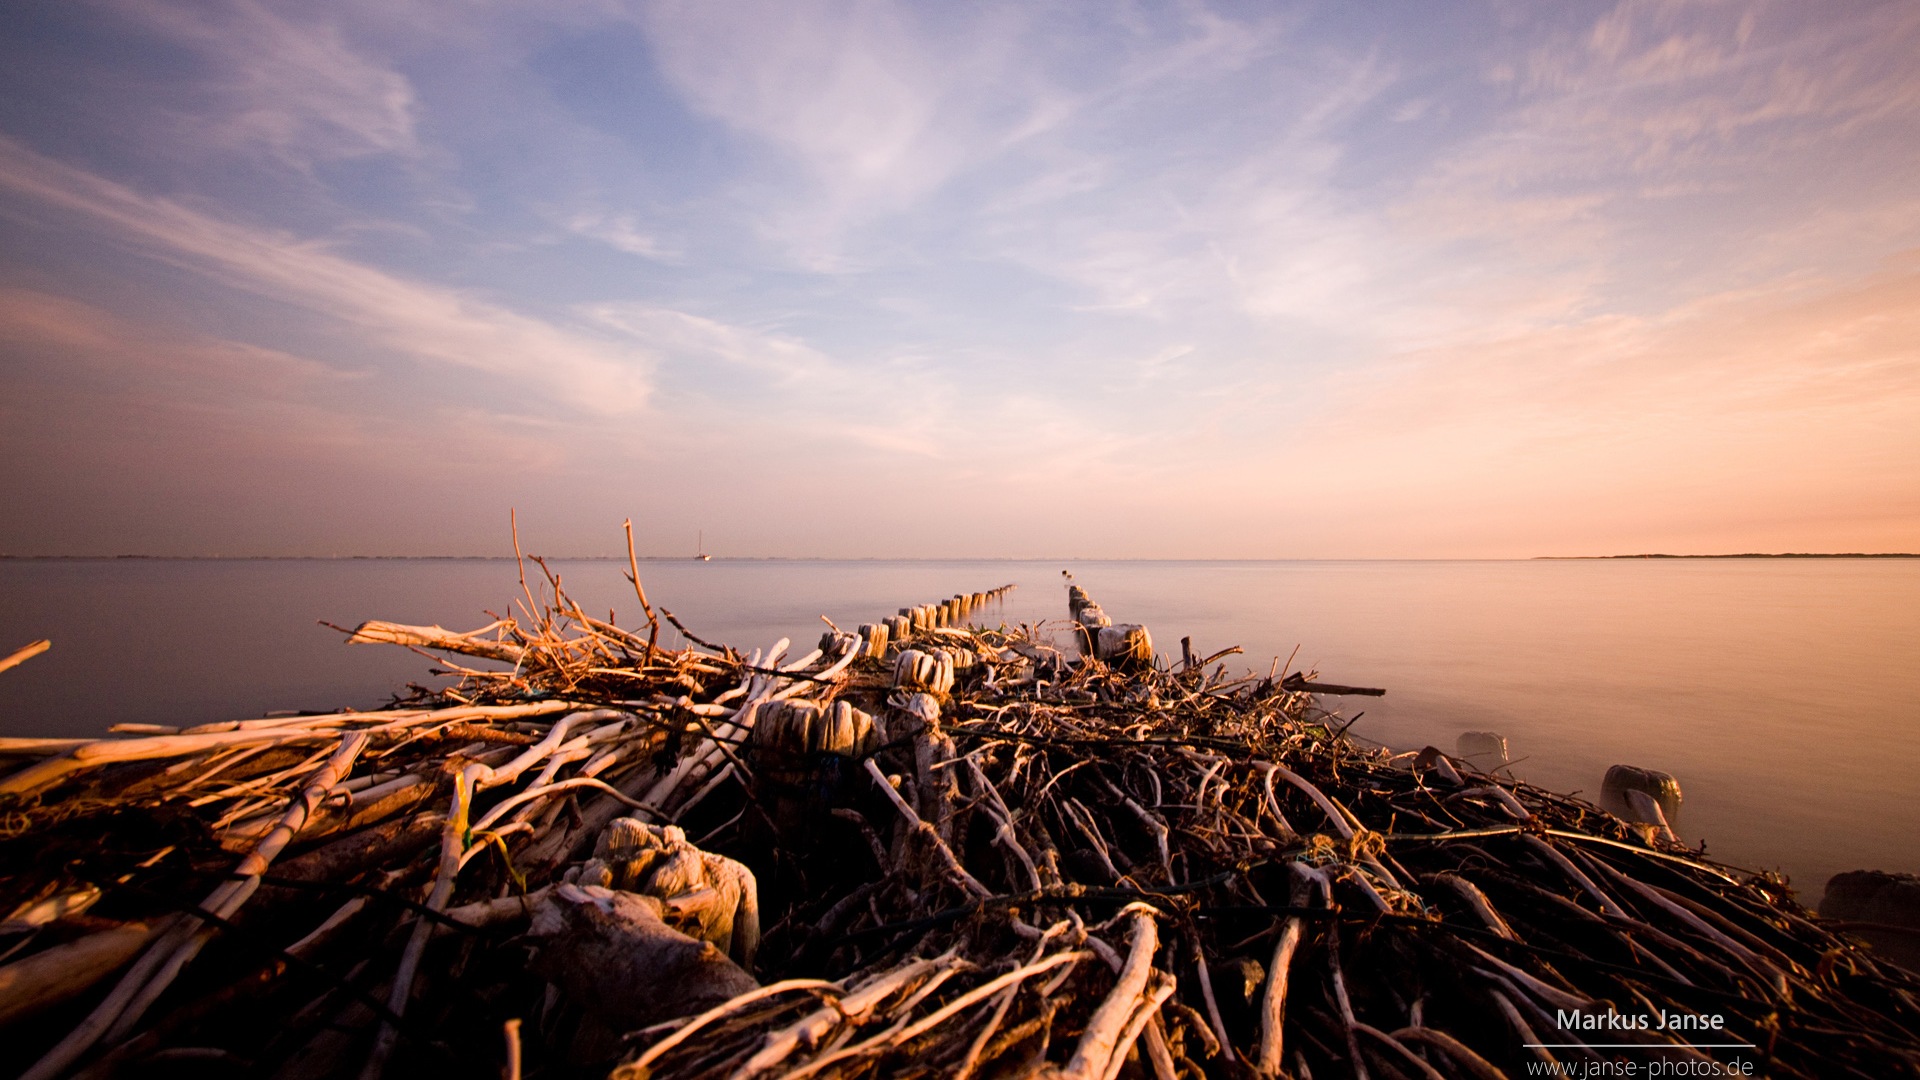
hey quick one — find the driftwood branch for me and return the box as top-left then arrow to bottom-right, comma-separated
1280,672 -> 1387,696
0,638 -> 51,675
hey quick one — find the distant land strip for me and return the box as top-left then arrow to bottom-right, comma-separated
1538,552 -> 1919,559
4,552 -> 1916,561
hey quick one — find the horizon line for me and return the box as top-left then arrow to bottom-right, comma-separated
3,552 -> 1916,562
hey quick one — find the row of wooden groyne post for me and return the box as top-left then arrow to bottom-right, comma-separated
848,584 -> 1015,661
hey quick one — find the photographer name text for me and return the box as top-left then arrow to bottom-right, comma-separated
1556,1009 -> 1728,1032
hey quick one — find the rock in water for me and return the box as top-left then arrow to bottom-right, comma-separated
1456,730 -> 1509,764
1600,764 -> 1682,828
1821,870 -> 1920,972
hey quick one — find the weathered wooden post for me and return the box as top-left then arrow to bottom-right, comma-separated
889,650 -> 959,841
746,698 -> 886,852
892,649 -> 955,697
753,700 -> 883,763
1095,625 -> 1153,668
818,630 -> 847,658
930,644 -> 976,675
1064,583 -> 1153,670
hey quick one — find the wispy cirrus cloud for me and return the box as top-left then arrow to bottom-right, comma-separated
629,0 -> 1298,271
1402,1 -> 1920,314
0,285 -> 358,400
0,135 -> 654,415
586,304 -> 838,386
107,0 -> 420,166
583,300 -> 1137,467
0,286 -> 606,555
635,3 -> 1037,198
565,212 -> 681,261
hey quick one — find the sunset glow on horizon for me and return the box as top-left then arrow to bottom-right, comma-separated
2,1 -> 1917,559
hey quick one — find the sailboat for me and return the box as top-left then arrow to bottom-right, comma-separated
694,531 -> 711,561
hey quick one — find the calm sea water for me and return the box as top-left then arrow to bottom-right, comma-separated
2,557 -> 1915,906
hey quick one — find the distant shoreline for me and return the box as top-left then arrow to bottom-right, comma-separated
1536,553 -> 1920,559
3,552 -> 1917,561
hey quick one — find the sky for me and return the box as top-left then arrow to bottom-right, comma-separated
0,1 -> 1916,559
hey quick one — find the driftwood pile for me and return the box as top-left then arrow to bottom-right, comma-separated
2,550 -> 1918,1080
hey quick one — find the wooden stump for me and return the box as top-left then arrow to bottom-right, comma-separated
752,700 -> 883,761
1064,583 -> 1152,669
1094,624 -> 1154,668
893,649 -> 955,696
